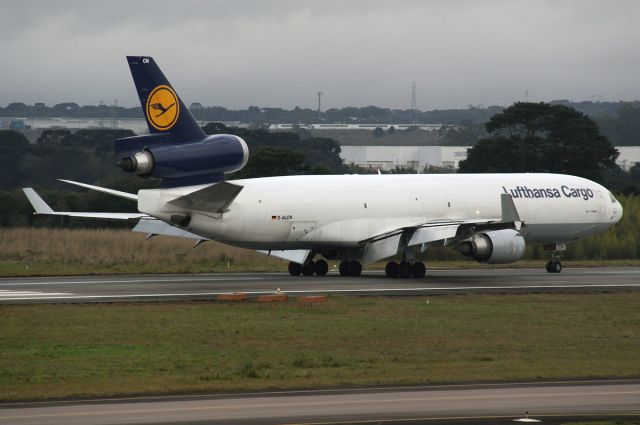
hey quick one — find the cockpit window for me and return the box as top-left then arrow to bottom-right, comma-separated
609,192 -> 618,204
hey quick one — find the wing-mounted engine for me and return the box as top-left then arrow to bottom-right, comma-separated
455,229 -> 526,264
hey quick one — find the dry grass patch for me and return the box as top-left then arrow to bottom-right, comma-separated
0,227 -> 285,275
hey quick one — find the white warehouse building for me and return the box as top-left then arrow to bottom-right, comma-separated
340,146 -> 469,171
340,145 -> 640,172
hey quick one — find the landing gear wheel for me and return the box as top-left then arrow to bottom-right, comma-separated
546,260 -> 562,273
315,259 -> 328,276
288,262 -> 302,276
349,260 -> 362,277
399,261 -> 413,279
339,260 -> 350,276
302,261 -> 316,276
339,260 -> 362,276
385,261 -> 399,278
411,262 -> 426,278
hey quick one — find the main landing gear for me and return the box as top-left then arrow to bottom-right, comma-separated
339,260 -> 362,277
545,260 -> 562,273
384,261 -> 426,279
288,259 -> 362,277
288,259 -> 329,277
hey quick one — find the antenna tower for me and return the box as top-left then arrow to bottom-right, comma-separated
411,82 -> 417,125
111,99 -> 118,128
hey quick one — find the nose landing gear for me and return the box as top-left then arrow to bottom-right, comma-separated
544,243 -> 566,273
545,260 -> 562,273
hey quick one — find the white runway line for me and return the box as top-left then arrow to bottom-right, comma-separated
1,283 -> 640,301
0,289 -> 73,300
0,277 -> 266,287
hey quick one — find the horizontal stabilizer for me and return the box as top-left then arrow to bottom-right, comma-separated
22,188 -> 147,220
58,179 -> 138,201
168,181 -> 243,213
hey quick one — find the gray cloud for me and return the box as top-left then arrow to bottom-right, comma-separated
1,0 -> 639,110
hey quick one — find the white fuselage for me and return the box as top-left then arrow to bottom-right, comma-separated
138,173 -> 622,251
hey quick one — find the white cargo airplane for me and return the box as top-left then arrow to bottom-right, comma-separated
23,57 -> 623,278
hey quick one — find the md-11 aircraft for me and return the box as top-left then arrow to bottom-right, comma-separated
23,56 -> 623,278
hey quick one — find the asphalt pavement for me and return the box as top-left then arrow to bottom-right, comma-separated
1,267 -> 639,303
1,380 -> 638,425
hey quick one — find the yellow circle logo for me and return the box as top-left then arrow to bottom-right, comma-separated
146,85 -> 180,131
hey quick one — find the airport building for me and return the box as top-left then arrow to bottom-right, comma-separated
340,145 -> 469,171
340,145 -> 640,172
2,117 -> 639,171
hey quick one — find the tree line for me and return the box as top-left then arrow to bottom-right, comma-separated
4,100 -> 640,131
0,124 -> 347,227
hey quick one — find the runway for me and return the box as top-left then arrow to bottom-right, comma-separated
1,380 -> 639,425
0,267 -> 639,303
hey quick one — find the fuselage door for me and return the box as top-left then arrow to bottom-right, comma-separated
594,190 -> 606,221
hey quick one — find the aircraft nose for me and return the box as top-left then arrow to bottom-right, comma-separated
615,201 -> 623,223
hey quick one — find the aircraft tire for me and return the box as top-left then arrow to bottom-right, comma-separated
385,261 -> 399,278
411,262 -> 426,278
349,260 -> 363,277
302,261 -> 316,276
339,260 -> 350,276
545,260 -> 563,273
288,262 -> 303,276
399,261 -> 413,279
315,259 -> 329,276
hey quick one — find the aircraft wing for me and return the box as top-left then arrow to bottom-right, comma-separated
132,218 -> 206,240
361,194 -> 522,264
24,187 -> 211,244
22,188 -> 147,220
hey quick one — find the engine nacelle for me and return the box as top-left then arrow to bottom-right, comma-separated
455,229 -> 526,264
117,134 -> 249,181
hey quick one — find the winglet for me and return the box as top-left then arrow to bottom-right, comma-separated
501,193 -> 522,230
22,188 -> 55,214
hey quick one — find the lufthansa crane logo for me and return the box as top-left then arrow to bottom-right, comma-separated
146,85 -> 180,131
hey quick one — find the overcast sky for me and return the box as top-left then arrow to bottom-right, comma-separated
1,0 -> 639,110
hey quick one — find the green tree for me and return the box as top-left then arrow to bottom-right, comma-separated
232,146 -> 308,178
0,130 -> 30,189
459,102 -> 618,182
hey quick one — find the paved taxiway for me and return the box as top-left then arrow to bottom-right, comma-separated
1,380 -> 638,425
0,267 -> 639,303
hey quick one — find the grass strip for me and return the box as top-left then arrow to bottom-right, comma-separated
1,293 -> 639,401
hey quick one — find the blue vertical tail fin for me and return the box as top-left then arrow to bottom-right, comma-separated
126,56 -> 205,142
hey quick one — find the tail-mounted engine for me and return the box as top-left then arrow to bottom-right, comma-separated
115,134 -> 249,186
117,56 -> 249,187
455,229 -> 526,264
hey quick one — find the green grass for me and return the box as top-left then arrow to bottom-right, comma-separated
562,422 -> 640,425
1,293 -> 639,401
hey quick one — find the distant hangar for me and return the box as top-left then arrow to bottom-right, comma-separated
340,145 -> 640,172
